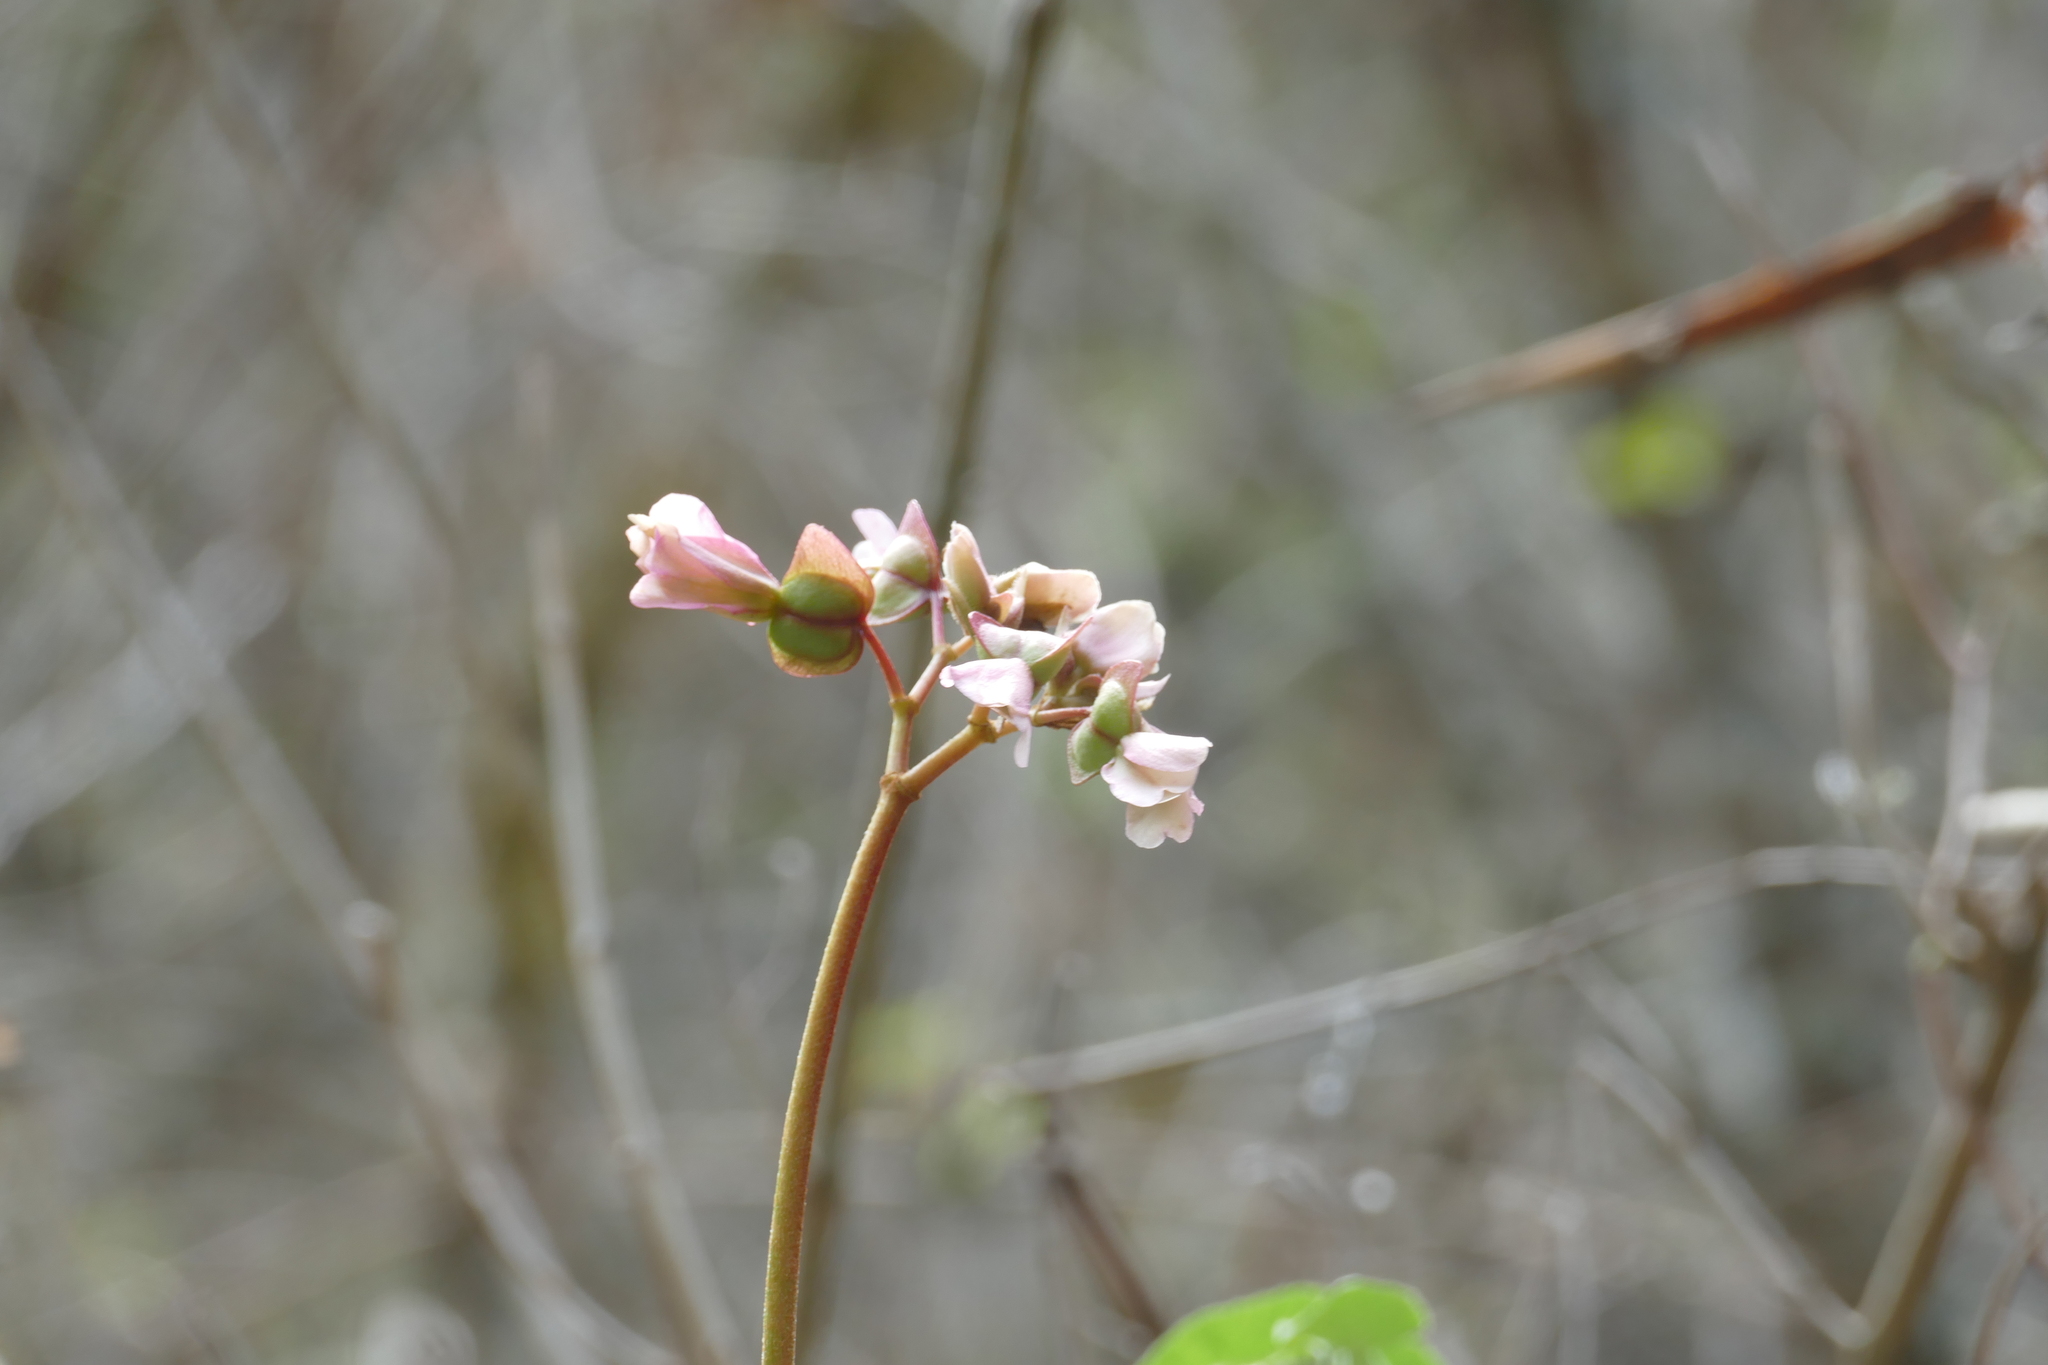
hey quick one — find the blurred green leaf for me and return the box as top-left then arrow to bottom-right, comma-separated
1290,296 -> 1388,394
847,993 -> 960,1104
1579,393 -> 1726,516
921,1081 -> 1048,1194
1138,1278 -> 1445,1365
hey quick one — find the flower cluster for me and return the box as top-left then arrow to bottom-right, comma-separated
628,494 -> 1210,846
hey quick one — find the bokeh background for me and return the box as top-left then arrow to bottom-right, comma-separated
5,0 -> 2048,1361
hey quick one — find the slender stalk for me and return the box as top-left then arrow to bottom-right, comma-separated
531,520 -> 745,1365
760,718 -> 994,1365
861,623 -> 908,704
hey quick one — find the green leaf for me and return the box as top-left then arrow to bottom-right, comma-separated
1138,1279 -> 1445,1365
1138,1284 -> 1323,1365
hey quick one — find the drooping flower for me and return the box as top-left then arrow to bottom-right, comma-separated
1068,661 -> 1209,846
768,525 -> 876,677
627,494 -> 781,620
851,500 -> 942,625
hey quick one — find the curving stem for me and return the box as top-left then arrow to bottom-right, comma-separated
759,711 -> 994,1365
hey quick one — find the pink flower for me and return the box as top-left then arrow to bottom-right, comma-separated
627,494 -> 781,621
1104,731 -> 1211,848
851,500 -> 942,625
1065,661 -> 1209,846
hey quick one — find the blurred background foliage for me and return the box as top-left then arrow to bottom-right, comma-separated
4,0 -> 2048,1361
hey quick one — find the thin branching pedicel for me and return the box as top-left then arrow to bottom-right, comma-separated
626,494 -> 1210,1365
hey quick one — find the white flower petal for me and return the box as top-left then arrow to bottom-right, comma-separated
1013,721 -> 1033,768
1118,730 -> 1211,772
851,508 -> 898,546
1125,791 -> 1200,847
942,658 -> 1035,711
970,615 -> 1066,663
646,493 -> 723,538
1075,600 -> 1163,671
1102,754 -> 1175,807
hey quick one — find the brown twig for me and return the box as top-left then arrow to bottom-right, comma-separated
1414,158 -> 2043,417
0,313 -> 671,1365
1578,1038 -> 1868,1350
1040,1103 -> 1168,1342
992,846 -> 1898,1094
1692,133 -> 1967,676
531,518 -> 746,1365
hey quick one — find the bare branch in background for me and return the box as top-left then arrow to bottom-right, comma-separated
0,313 -> 672,1365
1804,417 -> 1883,798
1971,1213 -> 2047,1365
1897,285 -> 2048,473
930,0 -> 1065,531
1693,132 -> 1967,676
530,512 -> 746,1365
1039,1103 -> 1167,1343
1412,155 -> 2046,417
1850,885 -> 2046,1365
165,0 -> 463,551
993,847 -> 1898,1093
1921,637 -> 1995,951
1578,1039 -> 1869,1351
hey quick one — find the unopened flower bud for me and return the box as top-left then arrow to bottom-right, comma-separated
944,524 -> 997,623
769,525 -> 875,676
626,494 -> 782,621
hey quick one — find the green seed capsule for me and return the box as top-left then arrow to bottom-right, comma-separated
768,614 -> 861,674
777,572 -> 870,624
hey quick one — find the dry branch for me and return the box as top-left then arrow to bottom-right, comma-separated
1414,160 -> 2044,417
992,846 -> 1898,1094
1579,1038 -> 1869,1350
1,313 -> 671,1365
531,519 -> 746,1365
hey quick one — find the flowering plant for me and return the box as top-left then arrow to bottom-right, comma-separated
628,495 -> 1210,844
628,493 -> 1210,1365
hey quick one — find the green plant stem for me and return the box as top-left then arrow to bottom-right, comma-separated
760,713 -> 994,1365
1847,914 -> 2043,1365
